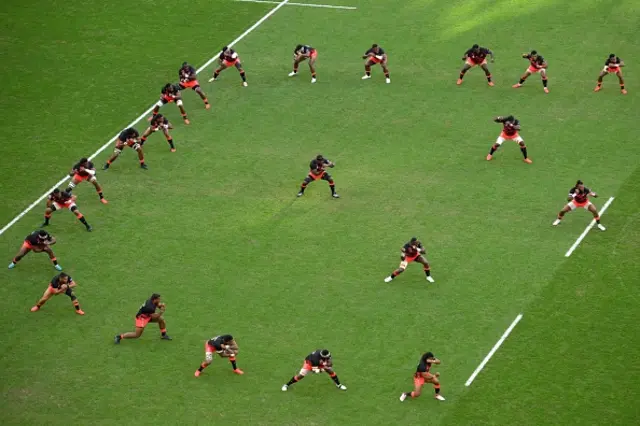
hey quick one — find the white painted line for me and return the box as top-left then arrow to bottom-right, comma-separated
0,0 -> 291,237
564,196 -> 615,257
235,0 -> 357,10
465,314 -> 523,387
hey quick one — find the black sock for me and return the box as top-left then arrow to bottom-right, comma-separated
489,145 -> 498,155
167,139 -> 175,149
98,192 -> 104,199
330,185 -> 336,195
161,330 -> 167,337
330,374 -> 341,385
520,147 -> 528,158
519,78 -> 525,84
299,186 -> 306,193
621,84 -> 625,90
74,304 -> 81,311
435,387 -> 441,394
286,377 -> 298,386
486,74 -> 492,82
52,259 -> 58,266
79,217 -> 89,226
542,79 -> 548,88
459,71 -> 465,79
240,72 -> 246,82
384,72 -> 390,78
230,359 -> 238,369
424,269 -> 431,277
44,217 -> 50,225
213,71 -> 219,79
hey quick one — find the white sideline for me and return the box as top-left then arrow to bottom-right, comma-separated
235,0 -> 357,10
0,0 -> 291,237
564,196 -> 615,257
465,314 -> 523,387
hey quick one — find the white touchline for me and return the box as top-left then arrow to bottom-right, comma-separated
465,314 -> 523,387
564,196 -> 615,257
0,0 -> 291,238
235,0 -> 357,10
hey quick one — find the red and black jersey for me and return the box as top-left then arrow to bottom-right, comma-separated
305,350 -> 332,368
310,157 -> 330,173
220,49 -> 238,62
207,334 -> 234,351
48,190 -> 72,204
495,116 -> 520,136
295,45 -> 315,55
161,83 -> 181,99
524,53 -> 546,68
464,46 -> 492,62
605,56 -> 622,68
50,274 -> 73,289
569,186 -> 591,204
179,64 -> 197,82
150,115 -> 169,131
25,230 -> 51,246
403,240 -> 424,257
365,46 -> 385,57
136,298 -> 157,318
118,127 -> 139,142
416,359 -> 432,374
71,159 -> 95,177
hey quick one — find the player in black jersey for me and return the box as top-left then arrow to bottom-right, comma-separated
30,273 -> 84,315
594,54 -> 627,94
513,50 -> 549,93
362,44 -> 390,83
289,44 -> 318,83
42,189 -> 92,232
148,83 -> 190,124
114,293 -> 172,343
400,352 -> 445,402
384,237 -> 435,283
553,180 -> 606,230
140,114 -> 176,152
8,230 -> 62,271
209,47 -> 247,86
457,44 -> 494,86
178,62 -> 211,108
297,154 -> 339,198
281,349 -> 347,392
65,158 -> 107,204
103,127 -> 147,170
194,334 -> 244,377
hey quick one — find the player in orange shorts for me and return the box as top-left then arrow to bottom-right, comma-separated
148,83 -> 190,124
457,44 -> 494,86
194,334 -> 244,377
384,237 -> 435,283
513,50 -> 549,93
297,154 -> 339,198
140,114 -> 176,152
42,189 -> 92,231
30,272 -> 84,315
486,115 -> 532,163
209,47 -> 247,86
114,293 -> 172,343
400,352 -> 445,402
65,157 -> 107,204
362,44 -> 390,84
178,62 -> 211,108
288,44 -> 318,83
8,230 -> 62,271
103,127 -> 148,170
553,180 -> 606,230
281,349 -> 347,392
594,54 -> 627,94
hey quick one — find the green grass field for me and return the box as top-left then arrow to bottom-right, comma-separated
1,0 -> 639,424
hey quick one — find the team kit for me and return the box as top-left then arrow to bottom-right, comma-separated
8,43 -> 617,403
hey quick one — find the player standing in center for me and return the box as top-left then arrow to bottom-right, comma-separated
513,50 -> 549,93
194,334 -> 244,377
103,127 -> 148,170
552,180 -> 606,230
114,293 -> 172,343
209,47 -> 248,86
399,352 -> 445,402
281,349 -> 347,392
457,44 -> 495,86
42,189 -> 92,232
8,230 -> 62,271
384,237 -> 435,283
297,154 -> 339,198
178,62 -> 211,108
362,44 -> 390,84
486,115 -> 532,163
148,83 -> 190,124
594,54 -> 627,94
140,114 -> 176,152
65,157 -> 107,204
288,44 -> 318,83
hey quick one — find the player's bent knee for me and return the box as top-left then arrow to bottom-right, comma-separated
176,100 -> 183,106
205,353 -> 213,363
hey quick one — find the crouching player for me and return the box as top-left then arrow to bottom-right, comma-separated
148,83 -> 190,124
66,158 -> 107,204
486,115 -> 532,164
362,44 -> 390,84
103,127 -> 148,170
209,47 -> 248,86
281,349 -> 347,392
140,114 -> 176,152
513,50 -> 549,93
178,62 -> 211,108
195,334 -> 244,377
114,293 -> 172,343
42,189 -> 92,232
457,44 -> 494,86
400,352 -> 445,402
297,154 -> 339,198
552,180 -> 606,230
288,44 -> 318,83
8,230 -> 62,271
30,273 -> 84,315
594,54 -> 627,94
384,237 -> 435,283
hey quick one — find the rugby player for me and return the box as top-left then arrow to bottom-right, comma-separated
512,50 -> 549,93
288,44 -> 318,83
297,154 -> 339,198
486,115 -> 532,163
594,54 -> 627,94
209,47 -> 248,86
148,83 -> 190,124
399,352 -> 445,402
30,272 -> 84,315
42,189 -> 92,232
65,157 -> 107,204
552,180 -> 606,230
281,349 -> 347,391
140,114 -> 176,152
457,44 -> 494,86
8,230 -> 62,271
178,61 -> 211,108
114,293 -> 172,343
384,237 -> 435,283
362,44 -> 390,84
194,334 -> 244,377
103,127 -> 148,170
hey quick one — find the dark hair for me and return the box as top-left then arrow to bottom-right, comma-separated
410,237 -> 418,242
531,50 -> 537,55
609,53 -> 616,58
372,44 -> 378,48
52,188 -> 60,194
37,230 -> 48,238
320,349 -> 331,358
223,335 -> 233,343
151,293 -> 161,300
316,154 -> 324,160
59,272 -> 69,279
422,352 -> 435,361
576,180 -> 583,186
295,44 -> 302,51
472,44 -> 479,49
182,62 -> 188,67
506,115 -> 515,122
222,46 -> 228,52
79,157 -> 88,163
